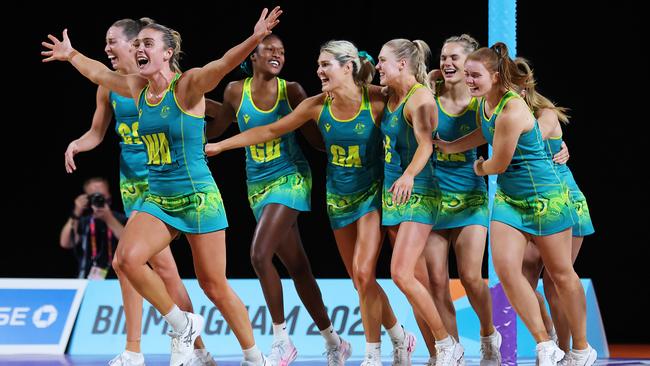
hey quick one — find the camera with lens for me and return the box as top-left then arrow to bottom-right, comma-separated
88,192 -> 106,208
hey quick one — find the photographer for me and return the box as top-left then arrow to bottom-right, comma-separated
59,177 -> 126,279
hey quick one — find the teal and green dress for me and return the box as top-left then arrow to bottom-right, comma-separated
381,84 -> 439,226
480,91 -> 573,236
110,92 -> 149,217
433,96 -> 488,230
136,73 -> 227,233
316,87 -> 383,229
236,77 -> 311,220
544,137 -> 594,236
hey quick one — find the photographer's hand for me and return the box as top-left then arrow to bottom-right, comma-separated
73,194 -> 87,217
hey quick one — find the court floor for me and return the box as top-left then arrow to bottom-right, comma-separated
1,356 -> 649,366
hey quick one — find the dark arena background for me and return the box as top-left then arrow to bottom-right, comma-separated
4,1 -> 647,365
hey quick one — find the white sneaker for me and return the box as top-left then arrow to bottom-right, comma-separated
392,330 -> 416,366
187,350 -> 217,366
558,354 -> 570,366
434,339 -> 464,366
109,351 -> 145,366
241,354 -> 268,366
168,312 -> 204,366
324,338 -> 352,366
479,330 -> 502,366
360,352 -> 383,366
267,339 -> 298,366
536,340 -> 564,366
567,345 -> 597,366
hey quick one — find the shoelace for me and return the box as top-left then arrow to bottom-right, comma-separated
108,353 -> 125,366
268,340 -> 287,363
323,345 -> 341,366
480,341 -> 496,359
434,344 -> 454,366
361,353 -> 379,366
169,329 -> 189,353
392,345 -> 403,364
538,346 -> 559,366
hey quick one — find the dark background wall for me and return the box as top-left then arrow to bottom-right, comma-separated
8,2 -> 646,343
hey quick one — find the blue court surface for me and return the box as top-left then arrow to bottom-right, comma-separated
1,356 -> 649,366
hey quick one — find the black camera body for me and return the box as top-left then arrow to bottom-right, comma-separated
88,192 -> 106,208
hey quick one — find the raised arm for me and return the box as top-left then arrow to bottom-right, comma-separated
287,81 -> 324,151
64,86 -> 113,173
41,29 -> 145,98
390,89 -> 436,204
474,99 -> 530,176
177,7 -> 282,108
205,94 -> 322,157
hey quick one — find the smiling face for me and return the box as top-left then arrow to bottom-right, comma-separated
251,35 -> 285,76
133,28 -> 173,77
316,51 -> 351,93
440,42 -> 469,85
464,59 -> 497,97
104,26 -> 135,72
375,45 -> 403,87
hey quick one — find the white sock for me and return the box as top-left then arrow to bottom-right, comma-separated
387,323 -> 405,342
243,345 -> 263,363
124,350 -> 144,361
571,345 -> 591,355
549,327 -> 557,339
436,336 -> 454,347
194,348 -> 208,356
536,340 -> 556,350
320,325 -> 341,347
273,321 -> 289,341
163,305 -> 188,333
366,342 -> 381,357
480,329 -> 497,342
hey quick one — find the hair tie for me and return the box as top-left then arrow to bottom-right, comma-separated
358,50 -> 375,66
239,59 -> 252,76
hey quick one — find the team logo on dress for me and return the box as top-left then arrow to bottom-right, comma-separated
112,101 -> 117,110
390,116 -> 398,127
354,122 -> 365,134
460,125 -> 471,134
325,123 -> 331,132
160,106 -> 171,118
244,114 -> 251,124
489,126 -> 495,135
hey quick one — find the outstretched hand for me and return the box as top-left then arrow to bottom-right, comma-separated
253,6 -> 282,40
64,141 -> 79,173
41,29 -> 75,62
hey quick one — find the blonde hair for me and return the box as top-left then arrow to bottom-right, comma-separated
141,23 -> 183,73
514,57 -> 570,123
443,34 -> 479,55
383,39 -> 431,89
320,40 -> 375,86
